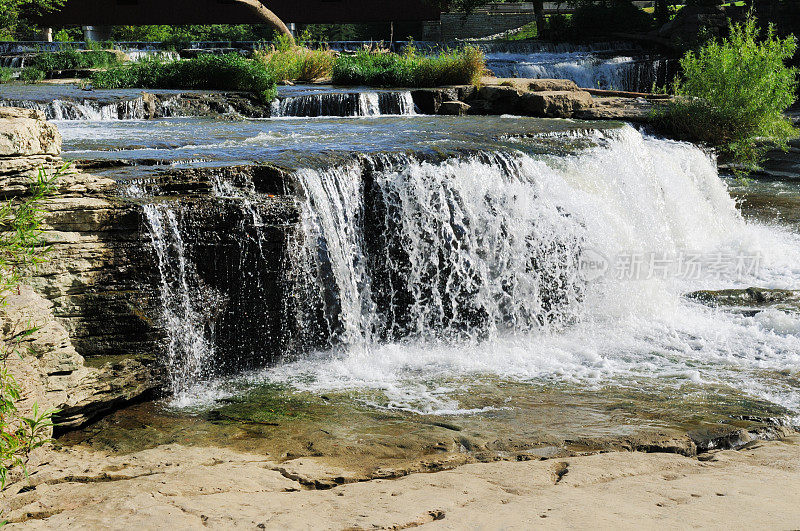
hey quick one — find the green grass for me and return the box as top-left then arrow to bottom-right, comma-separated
28,50 -> 122,74
654,16 -> 798,173
91,53 -> 278,102
255,35 -> 335,82
331,45 -> 485,88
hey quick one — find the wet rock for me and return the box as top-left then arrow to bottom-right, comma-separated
686,287 -> 800,307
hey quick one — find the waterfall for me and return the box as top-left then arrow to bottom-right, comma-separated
134,124 -> 800,417
142,203 -> 218,400
292,152 -> 585,347
485,52 -> 677,92
0,97 -> 151,120
270,91 -> 416,118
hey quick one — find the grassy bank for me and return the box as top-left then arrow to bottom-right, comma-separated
91,53 -> 277,102
332,46 -> 484,88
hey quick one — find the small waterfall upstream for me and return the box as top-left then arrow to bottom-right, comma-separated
0,97 -> 154,120
486,51 -> 677,92
270,91 -> 416,118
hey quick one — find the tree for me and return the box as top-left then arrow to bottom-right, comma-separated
230,0 -> 294,43
0,0 -> 64,39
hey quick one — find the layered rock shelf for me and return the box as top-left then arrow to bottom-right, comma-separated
0,107 -> 161,431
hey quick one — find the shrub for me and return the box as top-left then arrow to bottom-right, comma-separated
27,50 -> 122,74
91,53 -> 278,102
255,36 -> 335,82
1,166 -> 61,491
331,45 -> 485,88
19,67 -> 45,83
0,67 -> 12,83
654,15 -> 798,172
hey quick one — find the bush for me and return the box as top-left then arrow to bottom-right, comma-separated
1,167 -> 61,491
654,16 -> 798,172
255,35 -> 335,82
91,53 -> 278,102
27,50 -> 122,74
0,67 -> 12,84
331,45 -> 485,88
19,67 -> 45,83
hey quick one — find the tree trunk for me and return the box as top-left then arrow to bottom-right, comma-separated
533,0 -> 545,38
231,0 -> 295,43
655,0 -> 669,27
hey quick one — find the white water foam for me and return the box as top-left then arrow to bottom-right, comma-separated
486,51 -> 671,91
242,125 -> 800,416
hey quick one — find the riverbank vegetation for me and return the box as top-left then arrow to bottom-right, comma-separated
91,53 -> 278,102
654,16 -> 797,172
332,45 -> 485,88
18,49 -> 123,82
0,167 -> 60,491
254,35 -> 335,82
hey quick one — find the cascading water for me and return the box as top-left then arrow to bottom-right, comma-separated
128,122 -> 800,420
270,91 -> 416,118
257,125 -> 800,416
485,51 -> 677,92
0,97 -> 152,120
142,203 -> 218,401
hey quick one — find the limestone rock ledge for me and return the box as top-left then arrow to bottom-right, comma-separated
1,107 -> 162,432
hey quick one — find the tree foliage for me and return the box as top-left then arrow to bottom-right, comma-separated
0,0 -> 64,39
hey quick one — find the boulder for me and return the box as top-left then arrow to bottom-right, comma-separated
439,101 -> 471,116
482,77 -> 580,93
519,90 -> 594,118
0,107 -> 61,157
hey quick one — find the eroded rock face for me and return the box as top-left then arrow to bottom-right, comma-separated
1,107 -> 162,431
0,107 -> 61,158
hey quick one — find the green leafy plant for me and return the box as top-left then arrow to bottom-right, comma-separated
0,165 -> 62,492
19,67 -> 44,83
0,67 -> 11,83
91,53 -> 278,102
654,14 -> 798,173
332,45 -> 485,88
26,50 -> 122,77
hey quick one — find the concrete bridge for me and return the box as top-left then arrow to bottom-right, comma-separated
36,0 -> 442,26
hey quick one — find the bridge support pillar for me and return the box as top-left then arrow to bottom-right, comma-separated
83,25 -> 113,42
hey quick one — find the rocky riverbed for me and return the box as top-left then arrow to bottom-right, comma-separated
2,87 -> 800,527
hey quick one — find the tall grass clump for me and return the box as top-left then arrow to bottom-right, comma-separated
332,45 -> 485,88
654,15 -> 798,172
28,50 -> 122,74
1,167 -> 62,492
255,34 -> 335,82
91,53 -> 278,102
